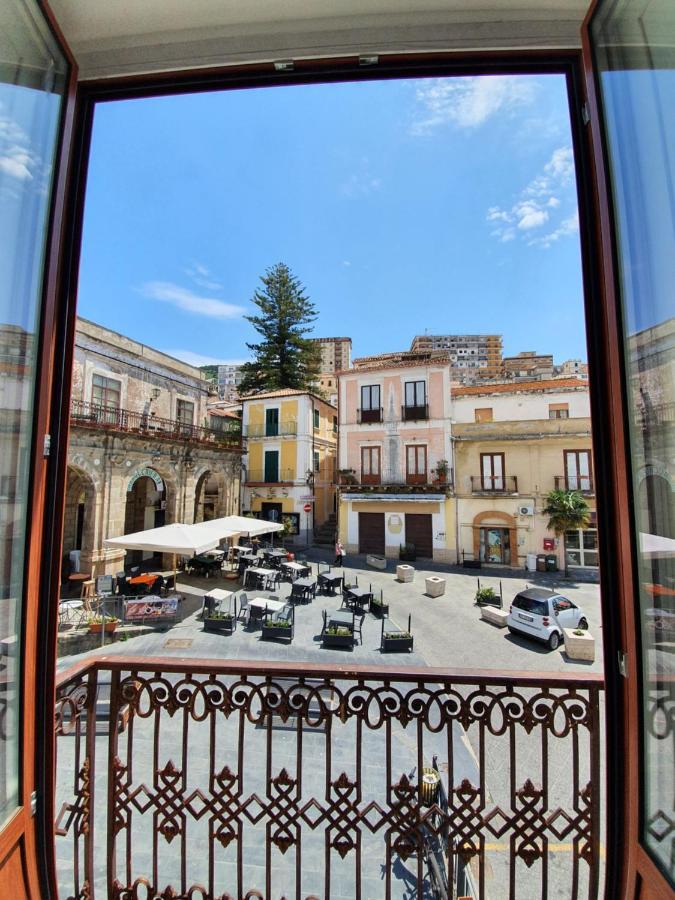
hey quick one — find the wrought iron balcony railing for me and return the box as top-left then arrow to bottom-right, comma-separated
554,475 -> 594,494
70,399 -> 242,448
245,468 -> 295,484
341,476 -> 453,494
357,407 -> 383,424
470,475 -> 519,493
55,658 -> 603,900
401,403 -> 429,421
244,421 -> 298,438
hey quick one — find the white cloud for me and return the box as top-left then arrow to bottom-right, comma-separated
411,75 -> 536,135
486,146 -> 578,248
0,112 -> 40,184
162,349 -> 248,367
139,281 -> 245,319
184,262 -> 223,291
342,260 -> 352,267
341,173 -> 382,197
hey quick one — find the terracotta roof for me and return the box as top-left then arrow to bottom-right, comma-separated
341,350 -> 451,375
239,388 -> 336,407
208,408 -> 240,418
452,378 -> 589,397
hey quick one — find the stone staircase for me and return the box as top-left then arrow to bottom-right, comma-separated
313,514 -> 337,547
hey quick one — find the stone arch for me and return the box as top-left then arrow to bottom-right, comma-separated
125,462 -> 178,525
193,468 -> 227,522
472,510 -> 518,566
63,463 -> 99,577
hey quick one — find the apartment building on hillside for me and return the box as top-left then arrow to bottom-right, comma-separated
452,378 -> 596,573
337,350 -> 454,561
409,332 -> 503,382
502,350 -> 555,380
241,389 -> 337,538
310,336 -> 352,373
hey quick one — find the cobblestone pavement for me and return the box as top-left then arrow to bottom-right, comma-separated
56,552 -> 604,898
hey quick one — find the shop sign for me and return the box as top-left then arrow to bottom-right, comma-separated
128,467 -> 164,492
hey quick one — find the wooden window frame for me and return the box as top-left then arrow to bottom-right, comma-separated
405,444 -> 427,485
91,373 -> 121,409
360,384 -> 381,423
360,445 -> 381,484
564,449 -> 593,492
21,42 -> 655,900
480,452 -> 505,491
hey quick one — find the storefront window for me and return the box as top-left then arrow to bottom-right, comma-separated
565,528 -> 599,567
0,0 -> 67,826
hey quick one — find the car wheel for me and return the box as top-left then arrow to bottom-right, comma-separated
578,617 -> 589,630
548,631 -> 561,650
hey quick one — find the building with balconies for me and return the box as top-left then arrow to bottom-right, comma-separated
410,333 -> 503,382
64,319 -> 243,576
240,389 -> 337,538
452,378 -> 595,571
337,351 -> 454,560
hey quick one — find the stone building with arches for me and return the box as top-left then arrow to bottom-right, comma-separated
63,319 -> 242,576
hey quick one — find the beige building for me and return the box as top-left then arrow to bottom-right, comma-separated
502,350 -> 554,380
64,319 -> 242,576
452,378 -> 596,574
310,336 -> 352,374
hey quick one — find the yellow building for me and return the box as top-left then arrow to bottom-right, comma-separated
241,389 -> 337,542
452,379 -> 597,574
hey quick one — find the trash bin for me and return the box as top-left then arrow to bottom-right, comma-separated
546,554 -> 558,572
536,554 -> 547,572
526,553 -> 537,572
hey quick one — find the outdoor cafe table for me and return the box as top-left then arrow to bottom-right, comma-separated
244,566 -> 276,588
202,549 -> 226,560
318,572 -> 343,595
327,609 -> 354,629
281,561 -> 310,580
202,587 -> 233,617
249,597 -> 285,614
129,573 -> 160,588
264,548 -> 287,560
344,587 -> 372,610
292,576 -> 316,601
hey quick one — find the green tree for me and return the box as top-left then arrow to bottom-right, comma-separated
238,263 -> 321,394
542,490 -> 590,578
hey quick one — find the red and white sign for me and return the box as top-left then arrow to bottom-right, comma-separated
303,503 -> 312,512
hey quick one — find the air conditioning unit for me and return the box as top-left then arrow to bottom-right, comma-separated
519,504 -> 534,516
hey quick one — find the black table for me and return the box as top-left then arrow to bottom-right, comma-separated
318,572 -> 343,596
344,587 -> 372,610
292,577 -> 316,602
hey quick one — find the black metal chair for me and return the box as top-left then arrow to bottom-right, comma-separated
248,604 -> 266,629
290,583 -> 305,604
266,571 -> 282,591
237,593 -> 250,625
353,611 -> 366,645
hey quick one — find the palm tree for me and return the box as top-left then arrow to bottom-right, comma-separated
542,490 -> 590,578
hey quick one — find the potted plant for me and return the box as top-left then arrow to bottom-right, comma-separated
434,459 -> 449,484
381,630 -> 414,652
370,593 -> 389,618
475,586 -> 500,607
87,614 -> 119,635
321,626 -> 354,649
338,469 -> 357,485
261,618 -> 294,643
399,542 -> 416,562
203,610 -> 235,634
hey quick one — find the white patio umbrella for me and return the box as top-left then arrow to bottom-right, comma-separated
104,522 -> 221,583
639,531 -> 675,558
201,515 -> 284,538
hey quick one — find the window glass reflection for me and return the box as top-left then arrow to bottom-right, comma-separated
592,0 -> 675,885
0,0 -> 66,825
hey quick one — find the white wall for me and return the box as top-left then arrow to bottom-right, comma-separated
452,388 -> 590,423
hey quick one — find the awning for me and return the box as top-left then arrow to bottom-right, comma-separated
104,522 -> 220,556
200,515 -> 284,537
639,532 -> 675,557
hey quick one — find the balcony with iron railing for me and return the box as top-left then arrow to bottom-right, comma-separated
357,407 -> 383,424
244,421 -> 298,438
401,403 -> 429,422
244,468 -> 295,484
554,475 -> 595,495
55,658 -> 603,899
340,473 -> 453,494
70,399 -> 242,449
470,475 -> 519,494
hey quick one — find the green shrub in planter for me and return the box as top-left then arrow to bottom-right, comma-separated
475,587 -> 498,606
204,611 -> 235,634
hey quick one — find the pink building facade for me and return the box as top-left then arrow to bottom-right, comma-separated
337,352 -> 455,562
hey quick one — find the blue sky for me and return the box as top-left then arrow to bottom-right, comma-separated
77,74 -> 585,367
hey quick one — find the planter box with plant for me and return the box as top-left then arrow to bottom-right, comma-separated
474,580 -> 503,608
88,615 -> 119,634
203,612 -> 235,634
433,459 -> 449,485
321,626 -> 354,649
370,593 -> 389,618
338,469 -> 357,485
399,542 -> 416,562
381,614 -> 414,652
261,619 -> 294,642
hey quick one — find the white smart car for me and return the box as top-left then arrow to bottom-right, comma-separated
506,588 -> 588,650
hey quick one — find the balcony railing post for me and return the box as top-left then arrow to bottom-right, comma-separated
107,667 -> 121,894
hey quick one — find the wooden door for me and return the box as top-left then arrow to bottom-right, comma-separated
404,514 -> 433,558
583,2 -> 675,896
358,513 -> 384,555
0,1 -> 76,896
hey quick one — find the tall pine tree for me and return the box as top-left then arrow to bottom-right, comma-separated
238,263 -> 322,394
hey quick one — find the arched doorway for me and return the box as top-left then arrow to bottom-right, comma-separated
124,467 -> 166,565
193,470 -> 226,522
63,465 -> 97,577
473,510 -> 518,566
